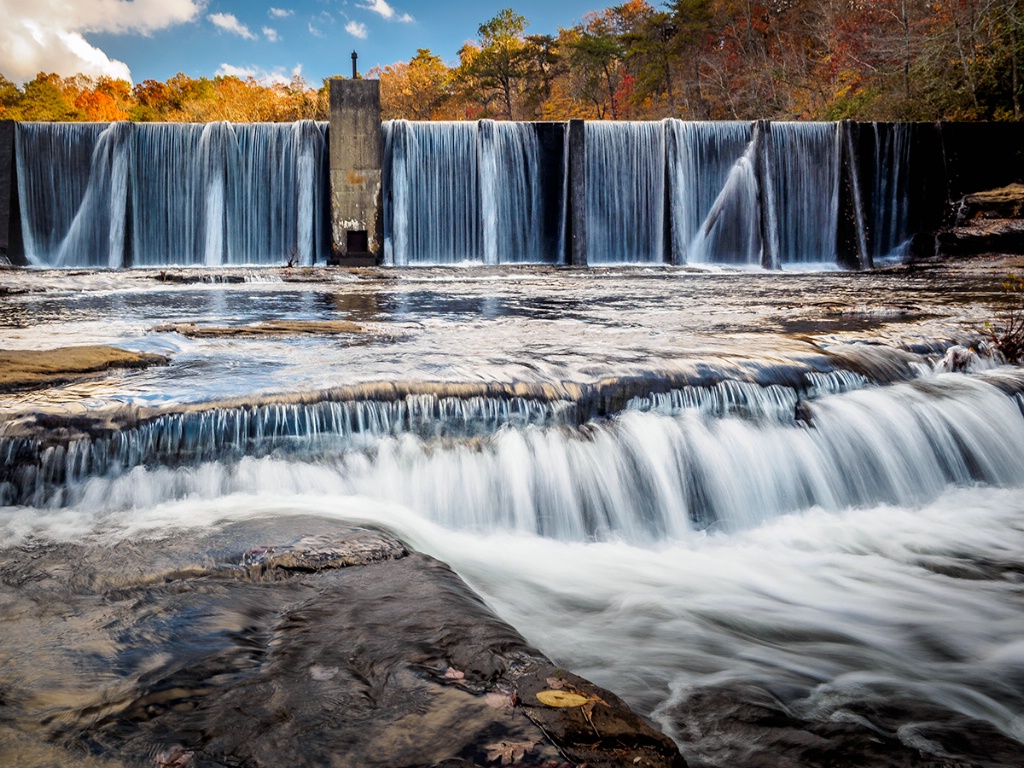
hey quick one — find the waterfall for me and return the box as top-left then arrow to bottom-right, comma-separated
13,118 -> 918,270
871,122 -> 913,259
585,121 -> 666,264
768,122 -> 841,264
667,120 -> 760,265
15,121 -> 328,268
383,120 -> 543,265
15,122 -> 121,268
6,370 -> 1024,542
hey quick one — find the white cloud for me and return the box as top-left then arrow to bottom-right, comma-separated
268,7 -> 293,18
345,20 -> 368,39
209,12 -> 256,40
0,0 -> 202,84
216,62 -> 302,86
308,22 -> 325,37
357,0 -> 413,23
263,26 -> 279,42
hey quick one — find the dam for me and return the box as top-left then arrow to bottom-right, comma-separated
4,80 -> 1023,270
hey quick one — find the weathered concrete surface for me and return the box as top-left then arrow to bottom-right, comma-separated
568,119 -> 586,267
330,79 -> 382,266
0,120 -> 22,266
0,346 -> 168,393
940,122 -> 1024,202
0,517 -> 686,768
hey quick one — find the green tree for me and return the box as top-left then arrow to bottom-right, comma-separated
568,11 -> 626,118
0,75 -> 22,118
460,9 -> 532,118
666,0 -> 714,116
18,73 -> 79,121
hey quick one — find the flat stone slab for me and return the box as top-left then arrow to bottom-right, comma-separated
0,517 -> 684,768
153,320 -> 369,338
956,183 -> 1024,223
0,345 -> 168,393
936,219 -> 1024,256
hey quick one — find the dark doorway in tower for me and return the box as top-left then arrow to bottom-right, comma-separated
347,230 -> 369,254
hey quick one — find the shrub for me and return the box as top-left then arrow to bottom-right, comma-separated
986,273 -> 1024,363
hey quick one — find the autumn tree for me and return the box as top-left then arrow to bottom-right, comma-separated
17,73 -> 80,121
374,49 -> 453,119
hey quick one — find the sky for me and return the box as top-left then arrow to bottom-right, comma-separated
0,0 -> 608,87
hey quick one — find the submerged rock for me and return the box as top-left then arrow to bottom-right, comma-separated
0,517 -> 684,768
669,684 -> 1024,768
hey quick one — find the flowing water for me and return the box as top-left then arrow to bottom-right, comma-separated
382,120 -> 545,265
15,119 -> 917,269
15,121 -> 329,268
586,121 -> 667,264
2,262 -> 1023,766
667,120 -> 760,266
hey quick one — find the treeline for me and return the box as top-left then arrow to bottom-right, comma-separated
374,0 -> 1024,122
0,72 -> 329,122
3,0 -> 1023,123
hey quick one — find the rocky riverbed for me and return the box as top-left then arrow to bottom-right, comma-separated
3,259 -> 1024,768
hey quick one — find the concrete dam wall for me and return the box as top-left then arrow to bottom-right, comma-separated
3,79 -> 1024,268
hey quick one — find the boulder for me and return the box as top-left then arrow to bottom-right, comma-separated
956,183 -> 1024,224
0,517 -> 685,768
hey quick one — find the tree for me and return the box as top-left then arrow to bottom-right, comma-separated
18,73 -> 79,121
374,49 -> 453,119
458,9 -> 533,118
0,75 -> 22,119
568,11 -> 627,118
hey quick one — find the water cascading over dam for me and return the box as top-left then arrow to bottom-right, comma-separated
14,120 -> 330,268
7,117 -> 925,268
382,118 -> 896,266
382,119 -> 548,265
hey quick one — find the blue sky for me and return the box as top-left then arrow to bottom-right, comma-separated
0,0 -> 610,86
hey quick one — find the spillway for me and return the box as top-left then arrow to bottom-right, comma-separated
7,118 -> 927,269
15,121 -> 329,268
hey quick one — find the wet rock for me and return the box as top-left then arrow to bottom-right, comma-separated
517,666 -> 686,768
0,517 -> 685,768
668,684 -> 1024,768
936,220 -> 1024,257
956,184 -> 1024,224
0,345 -> 168,393
935,185 -> 1024,257
152,320 -> 368,337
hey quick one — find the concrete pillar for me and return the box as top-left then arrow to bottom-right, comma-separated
568,119 -> 587,266
329,78 -> 382,266
753,120 -> 780,270
0,120 -> 24,266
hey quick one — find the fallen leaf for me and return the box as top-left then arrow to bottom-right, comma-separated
545,676 -> 566,689
485,740 -> 535,765
535,689 -> 591,708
